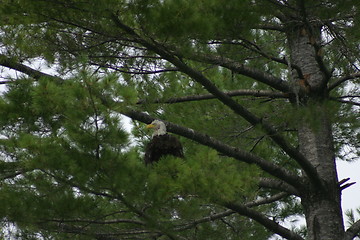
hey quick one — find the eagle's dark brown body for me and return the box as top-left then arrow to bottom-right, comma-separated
144,134 -> 184,165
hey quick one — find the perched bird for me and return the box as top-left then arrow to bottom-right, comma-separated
144,120 -> 184,165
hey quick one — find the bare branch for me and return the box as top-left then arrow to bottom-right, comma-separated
340,182 -> 356,191
338,178 -> 356,191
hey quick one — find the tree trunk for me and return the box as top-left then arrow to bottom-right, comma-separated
288,25 -> 345,239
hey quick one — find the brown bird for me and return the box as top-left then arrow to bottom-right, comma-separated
144,120 -> 184,165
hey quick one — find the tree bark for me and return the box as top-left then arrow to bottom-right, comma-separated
287,22 -> 345,240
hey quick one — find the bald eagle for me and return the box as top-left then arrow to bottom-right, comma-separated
144,120 -> 184,165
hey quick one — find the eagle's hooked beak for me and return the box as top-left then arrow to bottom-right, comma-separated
146,124 -> 155,129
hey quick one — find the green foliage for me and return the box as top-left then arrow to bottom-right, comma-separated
0,71 -> 265,239
345,208 -> 360,233
0,0 -> 359,239
147,147 -> 259,203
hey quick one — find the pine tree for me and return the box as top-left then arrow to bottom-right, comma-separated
0,0 -> 359,239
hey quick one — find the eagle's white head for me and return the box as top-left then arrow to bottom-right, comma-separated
146,120 -> 167,136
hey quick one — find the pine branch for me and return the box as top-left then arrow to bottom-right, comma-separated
137,89 -> 289,104
0,32 -> 312,192
209,39 -> 304,80
343,219 -> 360,240
0,161 -> 35,180
41,221 -> 156,240
1,171 -> 25,180
224,202 -> 304,240
110,13 -> 323,189
328,72 -> 360,91
46,218 -> 145,226
41,170 -> 181,240
89,60 -> 179,75
189,53 -> 291,93
122,110 -> 302,189
0,54 -> 303,192
175,192 -> 289,232
0,14 -> 321,189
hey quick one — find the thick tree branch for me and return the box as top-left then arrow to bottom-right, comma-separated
0,31 -> 310,192
0,54 -> 303,190
176,192 -> 289,232
328,73 -> 360,91
0,54 -> 62,82
210,39 -> 304,79
259,177 -> 300,196
245,192 -> 290,208
343,219 -> 360,240
224,202 -> 304,240
110,13 -> 324,189
122,109 -> 302,189
189,53 -> 292,93
329,97 -> 360,107
43,173 -> 290,237
137,89 -> 289,104
110,13 -> 322,189
0,15 -> 320,189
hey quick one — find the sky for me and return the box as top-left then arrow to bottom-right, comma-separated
337,159 -> 360,226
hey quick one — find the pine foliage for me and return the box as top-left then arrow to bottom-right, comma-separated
0,0 -> 359,240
